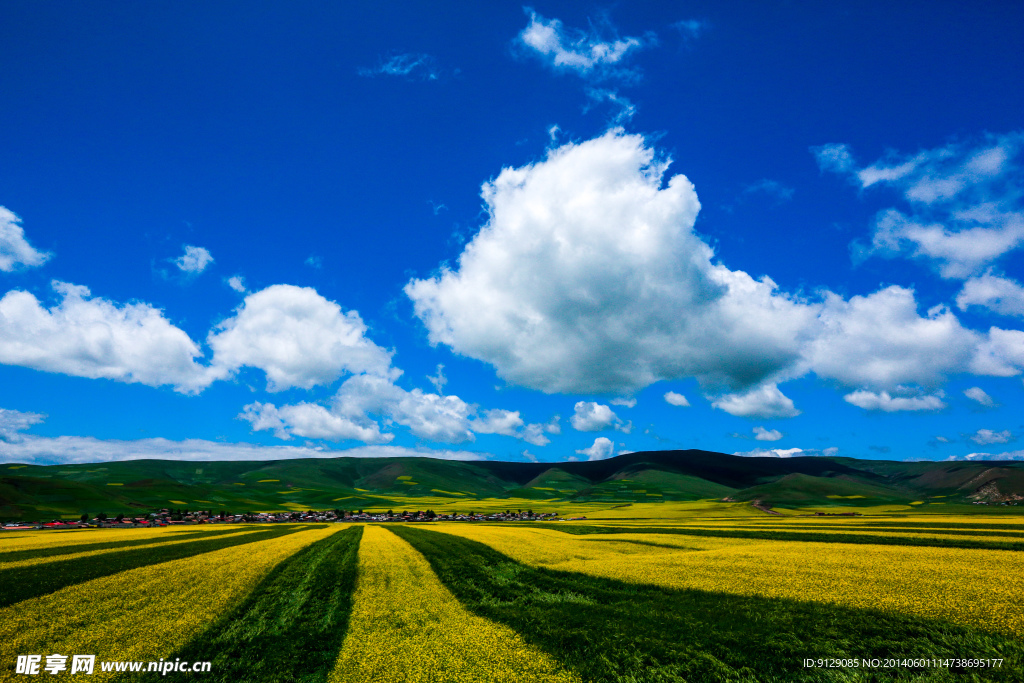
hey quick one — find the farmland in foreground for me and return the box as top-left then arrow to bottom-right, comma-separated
2,510 -> 1023,682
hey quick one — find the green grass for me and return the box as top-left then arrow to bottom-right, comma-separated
138,526 -> 363,683
0,525 -> 307,608
392,525 -> 1024,682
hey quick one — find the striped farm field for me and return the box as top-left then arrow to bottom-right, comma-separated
3,515 -> 1024,682
0,525 -> 337,681
392,524 -> 1024,681
431,524 -> 1024,637
0,527 -> 264,570
328,525 -> 578,683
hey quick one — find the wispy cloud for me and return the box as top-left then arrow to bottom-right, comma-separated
516,9 -> 654,82
963,386 -> 996,407
814,131 -> 1024,278
0,433 -> 488,466
743,178 -> 795,204
734,446 -> 838,458
174,245 -> 214,275
673,19 -> 710,42
584,88 -> 637,123
0,206 -> 51,272
358,53 -> 446,81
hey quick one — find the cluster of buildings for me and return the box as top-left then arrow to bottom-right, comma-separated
1,508 -> 568,530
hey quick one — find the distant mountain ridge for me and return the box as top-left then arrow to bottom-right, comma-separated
3,449 -> 1023,519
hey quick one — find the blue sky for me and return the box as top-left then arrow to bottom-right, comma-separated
1,1 -> 1022,465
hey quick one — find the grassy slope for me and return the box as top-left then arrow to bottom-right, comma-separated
4,451 -> 1024,519
392,525 -> 1024,683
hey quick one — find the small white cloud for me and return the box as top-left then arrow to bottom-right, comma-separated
427,364 -> 447,395
664,391 -> 690,407
358,53 -> 442,80
517,10 -> 651,80
305,255 -> 322,269
843,389 -> 946,412
0,407 -> 46,442
712,384 -> 800,419
522,449 -> 538,462
753,426 -> 783,441
570,401 -> 627,432
226,275 -> 247,293
970,428 -> 1012,445
956,272 -> 1024,317
174,245 -> 214,275
576,436 -> 615,461
734,446 -> 838,458
472,409 -> 525,437
947,450 -> 1024,461
811,143 -> 856,174
963,386 -> 996,407
0,207 -> 51,272
610,397 -> 636,408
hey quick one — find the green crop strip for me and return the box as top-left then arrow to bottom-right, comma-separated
122,526 -> 362,683
0,525 -> 308,608
522,524 -> 1024,551
0,527 -> 258,564
393,526 -> 1024,683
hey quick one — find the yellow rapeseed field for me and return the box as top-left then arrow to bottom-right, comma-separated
0,525 -> 338,681
328,525 -> 579,683
0,527 -> 204,553
0,528 -> 263,570
586,524 -> 1024,544
434,524 -> 1024,637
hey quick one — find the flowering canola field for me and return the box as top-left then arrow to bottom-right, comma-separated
0,526 -> 336,681
329,525 -> 578,683
1,515 -> 1023,682
432,523 -> 1024,637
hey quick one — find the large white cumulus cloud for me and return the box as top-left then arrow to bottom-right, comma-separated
405,129 -> 815,395
209,285 -> 393,391
0,281 -> 216,393
805,286 -> 979,390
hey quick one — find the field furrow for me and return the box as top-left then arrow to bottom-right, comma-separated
328,525 -> 579,683
0,525 -> 306,608
0,528 -> 265,570
138,525 -> 363,683
0,527 -> 255,564
0,525 -> 337,681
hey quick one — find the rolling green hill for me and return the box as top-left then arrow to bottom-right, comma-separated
2,450 -> 1023,520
